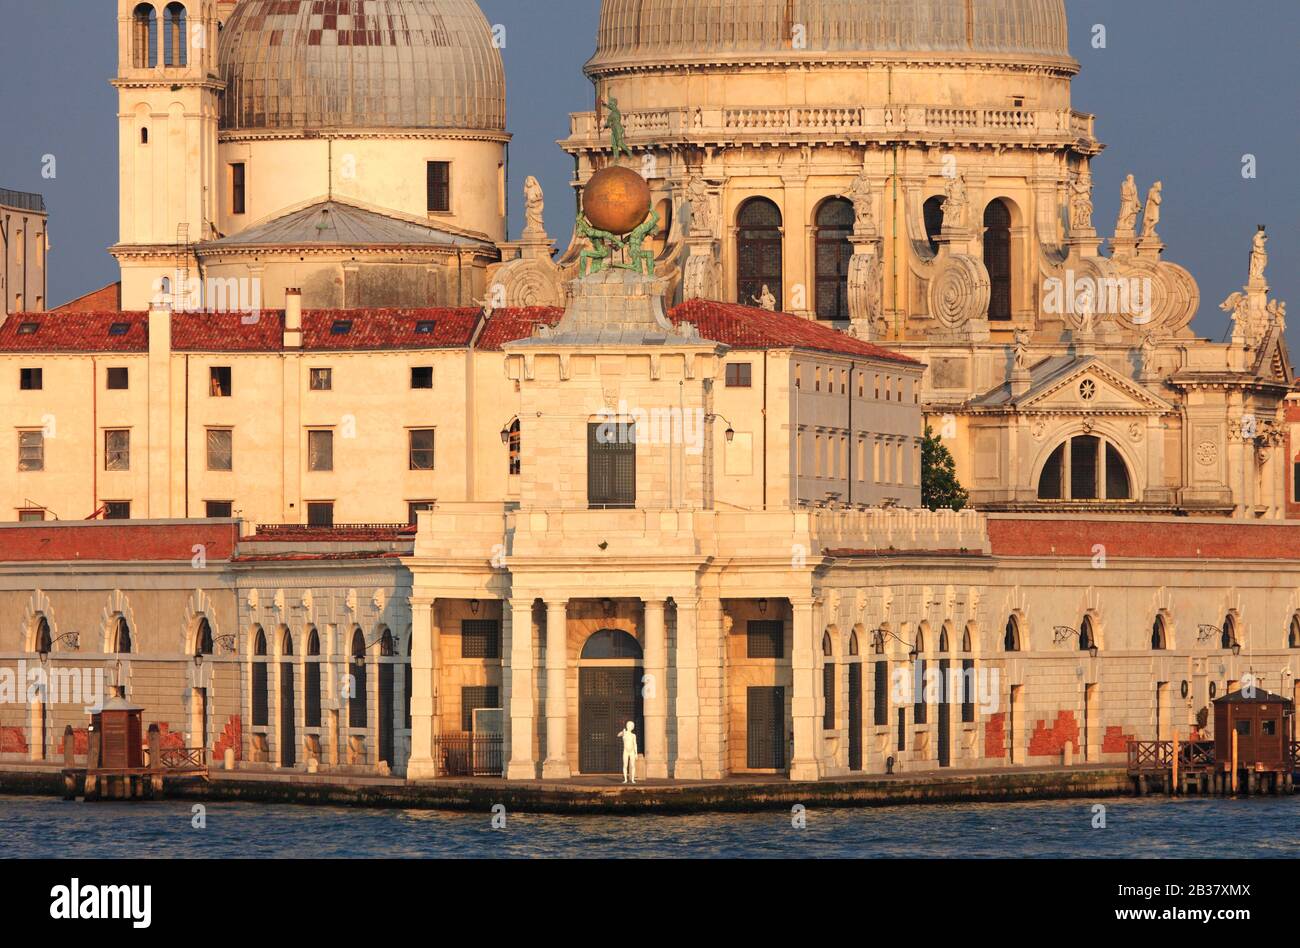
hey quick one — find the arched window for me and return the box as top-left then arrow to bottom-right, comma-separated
35,617 -> 52,654
1003,616 -> 1020,652
983,199 -> 1012,321
848,630 -> 859,656
507,418 -> 521,476
349,628 -> 368,728
113,617 -> 132,654
1221,615 -> 1237,650
132,4 -> 158,68
281,628 -> 293,656
305,628 -> 322,728
938,626 -> 950,653
822,630 -> 836,729
163,3 -> 187,67
140,127 -> 149,145
251,627 -> 269,727
580,629 -> 643,660
1038,435 -> 1132,501
1290,615 -> 1300,649
195,617 -> 214,655
379,628 -> 396,657
814,198 -> 853,320
1079,616 -> 1096,652
822,631 -> 833,657
914,628 -> 925,655
1151,615 -> 1167,650
961,626 -> 972,652
736,197 -> 783,310
923,196 -> 945,255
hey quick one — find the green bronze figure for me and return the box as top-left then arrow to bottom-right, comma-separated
576,213 -> 624,276
615,208 -> 660,276
602,97 -> 632,160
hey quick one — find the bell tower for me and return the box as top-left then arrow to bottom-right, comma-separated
111,0 -> 224,309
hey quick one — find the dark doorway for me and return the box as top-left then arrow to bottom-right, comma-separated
937,658 -> 951,767
814,198 -> 853,320
579,667 -> 644,774
746,685 -> 785,769
737,197 -> 783,310
848,664 -> 863,771
280,662 -> 296,768
378,629 -> 396,767
983,199 -> 1012,321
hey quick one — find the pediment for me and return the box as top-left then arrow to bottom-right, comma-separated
1251,324 -> 1294,385
1015,358 -> 1174,414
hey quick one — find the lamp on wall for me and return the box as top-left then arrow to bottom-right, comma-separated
757,598 -> 768,616
469,599 -> 480,616
602,597 -> 615,617
707,413 -> 736,443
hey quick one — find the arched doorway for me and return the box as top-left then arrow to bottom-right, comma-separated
983,199 -> 1012,321
847,630 -> 862,771
578,629 -> 645,775
279,628 -> 296,768
736,197 -> 783,310
305,629 -> 322,728
192,617 -> 213,754
377,628 -> 396,769
814,198 -> 853,320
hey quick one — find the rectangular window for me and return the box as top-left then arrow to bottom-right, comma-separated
407,501 -> 435,525
725,362 -> 752,388
961,659 -> 975,723
106,367 -> 129,390
427,161 -> 451,213
461,685 -> 500,733
874,661 -> 889,726
206,428 -> 233,471
205,501 -> 233,518
746,620 -> 784,659
461,619 -> 501,659
20,368 -> 42,390
408,429 -> 435,470
1262,719 -> 1277,737
410,366 -> 433,389
209,366 -> 231,397
309,368 -> 332,391
587,422 -> 636,508
104,429 -> 130,472
103,501 -> 131,520
306,502 -> 333,527
18,509 -> 45,522
1235,720 -> 1251,737
823,661 -> 836,729
914,659 -> 928,724
18,431 -> 43,472
231,163 -> 246,215
307,429 -> 334,472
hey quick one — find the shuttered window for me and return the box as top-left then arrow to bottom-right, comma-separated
427,161 -> 450,213
874,660 -> 889,726
961,659 -> 976,723
461,620 -> 501,659
18,431 -> 43,472
587,422 -> 636,509
746,620 -> 784,659
823,662 -> 836,729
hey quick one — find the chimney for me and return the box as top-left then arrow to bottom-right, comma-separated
284,288 -> 302,348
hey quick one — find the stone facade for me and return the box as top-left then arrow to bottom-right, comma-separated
0,188 -> 47,315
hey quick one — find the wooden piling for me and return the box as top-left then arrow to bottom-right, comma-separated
1231,730 -> 1239,794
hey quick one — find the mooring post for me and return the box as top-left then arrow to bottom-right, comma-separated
1231,730 -> 1239,794
148,724 -> 164,798
84,724 -> 100,801
1171,730 -> 1180,795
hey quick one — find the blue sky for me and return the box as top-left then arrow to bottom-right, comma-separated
0,0 -> 1295,346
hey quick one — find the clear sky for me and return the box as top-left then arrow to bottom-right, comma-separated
0,0 -> 1295,347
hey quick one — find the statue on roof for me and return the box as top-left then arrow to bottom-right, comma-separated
686,174 -> 714,235
1069,171 -> 1094,231
1141,181 -> 1163,239
576,213 -> 624,277
846,169 -> 876,235
522,176 -> 545,238
941,174 -> 969,230
602,97 -> 632,160
615,208 -> 660,277
1116,174 -> 1140,235
1249,226 -> 1269,283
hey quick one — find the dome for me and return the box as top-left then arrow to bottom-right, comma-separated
219,0 -> 506,134
588,0 -> 1072,72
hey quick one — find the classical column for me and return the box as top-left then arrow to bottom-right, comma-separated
790,598 -> 822,781
505,598 -> 538,780
643,599 -> 668,779
673,598 -> 703,780
542,599 -> 571,779
406,598 -> 438,780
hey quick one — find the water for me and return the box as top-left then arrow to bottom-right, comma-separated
2,794 -> 1298,858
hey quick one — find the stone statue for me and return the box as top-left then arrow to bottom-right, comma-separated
576,213 -> 624,277
686,175 -> 714,234
616,208 -> 660,276
752,285 -> 777,311
602,97 -> 632,160
1116,174 -> 1140,234
941,174 -> 969,230
619,721 -> 638,784
1136,332 -> 1156,374
1267,299 -> 1286,331
1141,181 -> 1163,238
847,169 -> 876,234
1069,172 -> 1094,231
1012,327 -> 1031,370
1249,226 -> 1268,282
522,175 -> 545,236
1220,291 -> 1251,343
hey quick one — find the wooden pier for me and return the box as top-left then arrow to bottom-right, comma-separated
61,698 -> 208,802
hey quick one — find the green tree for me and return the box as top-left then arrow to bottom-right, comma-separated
921,425 -> 969,512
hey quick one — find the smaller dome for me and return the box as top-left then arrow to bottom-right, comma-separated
219,0 -> 506,134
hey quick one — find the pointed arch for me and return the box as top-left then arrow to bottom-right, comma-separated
1151,614 -> 1167,651
112,616 -> 132,654
1289,614 -> 1300,649
1003,614 -> 1021,652
194,617 -> 214,656
1079,614 -> 1097,652
349,627 -> 368,729
33,616 -> 52,655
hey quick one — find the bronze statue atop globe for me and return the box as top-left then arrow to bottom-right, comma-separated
582,165 -> 652,236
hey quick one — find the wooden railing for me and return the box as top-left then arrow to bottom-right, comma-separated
158,747 -> 207,772
1128,739 -> 1216,774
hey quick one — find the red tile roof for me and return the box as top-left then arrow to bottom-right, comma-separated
53,281 -> 122,312
301,309 -> 479,350
668,300 -> 921,364
0,312 -> 149,352
475,306 -> 564,350
0,522 -> 237,562
171,310 -> 284,351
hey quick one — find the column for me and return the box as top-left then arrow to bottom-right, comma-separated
406,598 -> 438,779
790,598 -> 822,781
643,599 -> 668,779
673,598 -> 703,780
505,598 -> 537,780
542,599 -> 571,779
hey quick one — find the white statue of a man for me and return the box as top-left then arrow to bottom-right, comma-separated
1141,181 -> 1163,238
1116,173 -> 1140,234
618,721 -> 638,784
752,285 -> 777,311
1249,226 -> 1268,282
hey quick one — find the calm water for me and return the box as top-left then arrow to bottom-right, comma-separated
1,794 -> 1297,858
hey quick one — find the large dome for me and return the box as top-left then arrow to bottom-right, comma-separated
588,0 -> 1072,72
219,0 -> 506,134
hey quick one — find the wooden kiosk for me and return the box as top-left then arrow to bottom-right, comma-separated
1213,688 -> 1296,795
